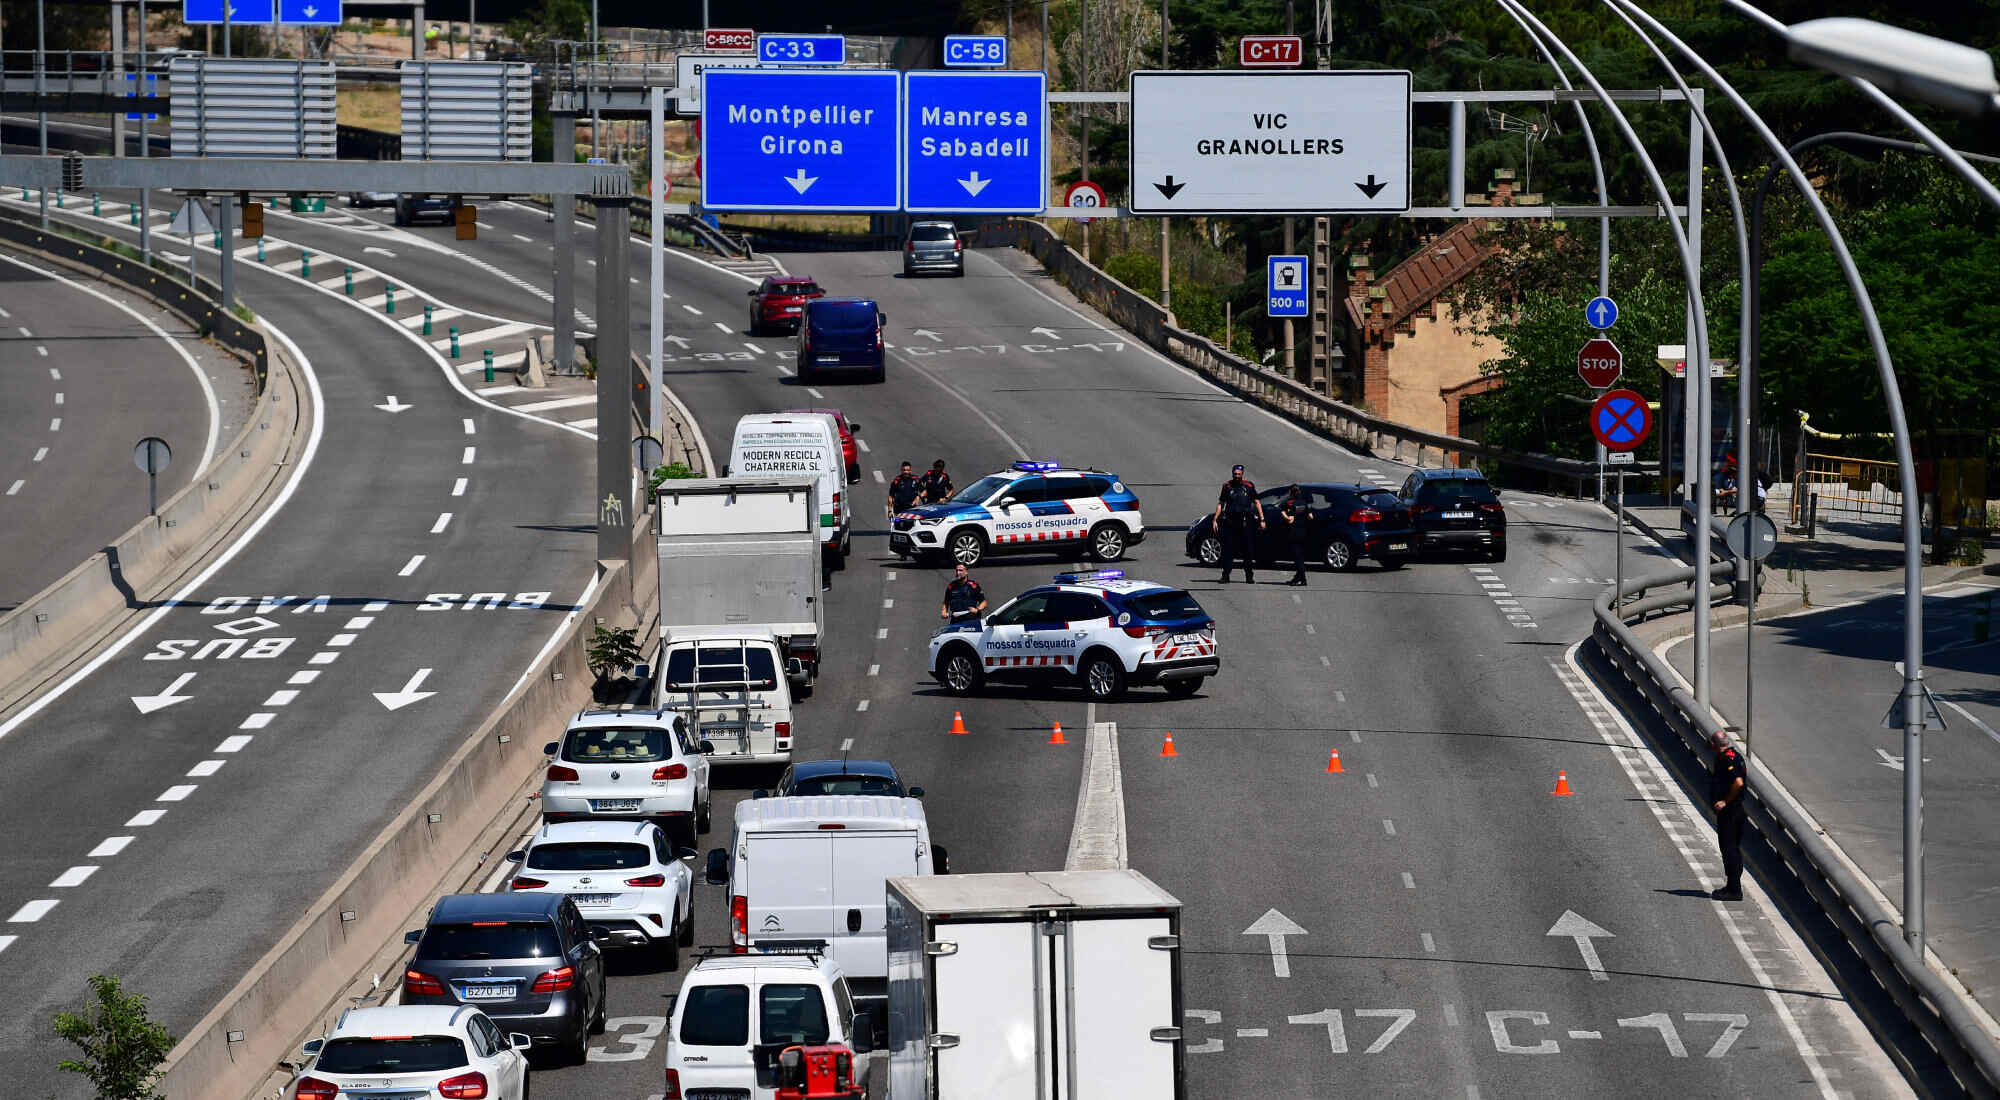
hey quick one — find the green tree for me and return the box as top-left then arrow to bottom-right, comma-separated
53,974 -> 175,1100
503,0 -> 588,64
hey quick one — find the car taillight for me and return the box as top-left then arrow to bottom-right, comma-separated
1408,504 -> 1431,517
654,763 -> 688,780
546,764 -> 579,782
403,969 -> 445,996
776,722 -> 791,737
531,966 -> 575,993
509,876 -> 548,890
625,873 -> 666,887
294,1078 -> 339,1100
1349,508 -> 1382,523
1479,502 -> 1505,514
905,240 -> 915,252
664,1068 -> 683,1100
1122,625 -> 1164,638
731,895 -> 748,950
438,1071 -> 489,1099
954,239 -> 963,251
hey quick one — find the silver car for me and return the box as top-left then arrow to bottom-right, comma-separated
902,220 -> 965,277
540,709 -> 713,848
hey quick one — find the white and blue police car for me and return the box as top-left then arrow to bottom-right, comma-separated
890,461 -> 1144,567
927,570 -> 1217,701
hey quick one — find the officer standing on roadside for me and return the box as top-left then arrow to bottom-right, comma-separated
1708,729 -> 1747,901
887,461 -> 922,517
939,563 -> 987,623
919,458 -> 955,504
1278,484 -> 1313,586
1213,463 -> 1265,584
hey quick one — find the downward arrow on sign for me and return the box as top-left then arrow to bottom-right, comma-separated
374,668 -> 437,711
1355,174 -> 1390,199
958,171 -> 991,197
1153,175 -> 1187,200
784,169 -> 819,195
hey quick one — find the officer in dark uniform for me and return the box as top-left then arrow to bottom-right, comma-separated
1708,729 -> 1747,900
919,459 -> 955,504
1212,464 -> 1265,584
939,563 -> 987,624
1277,484 -> 1313,586
886,461 -> 922,518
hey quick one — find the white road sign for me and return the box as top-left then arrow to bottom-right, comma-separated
1128,70 -> 1412,215
674,54 -> 760,115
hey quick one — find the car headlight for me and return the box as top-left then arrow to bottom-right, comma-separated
917,516 -> 946,526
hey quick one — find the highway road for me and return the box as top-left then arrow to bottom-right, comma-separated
0,246 -> 228,614
2,187 -> 1916,1098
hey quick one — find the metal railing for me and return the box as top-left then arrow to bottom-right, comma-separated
1593,569 -> 2000,1096
1792,451 -> 1906,525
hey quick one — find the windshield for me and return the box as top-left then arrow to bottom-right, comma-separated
1419,479 -> 1497,505
419,921 -> 559,961
952,475 -> 1012,504
525,842 -> 652,871
1356,489 -> 1401,510
1127,590 -> 1205,621
315,1036 -> 467,1074
809,302 -> 878,333
789,774 -> 903,797
562,726 -> 670,764
910,224 -> 956,242
769,281 -> 822,297
666,644 -> 779,692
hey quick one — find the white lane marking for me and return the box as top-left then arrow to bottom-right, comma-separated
240,712 -> 275,729
1444,1004 -> 1460,1027
307,650 -> 340,665
887,571 -> 898,581
713,321 -> 731,333
513,233 -> 533,242
882,598 -> 894,609
16,326 -> 28,337
9,900 -> 58,922
49,418 -> 60,431
187,759 -> 224,777
1382,819 -> 1396,836
32,447 -> 46,462
1367,774 -> 1379,789
462,418 -> 476,435
462,446 -> 476,464
1401,872 -> 1414,889
856,437 -> 870,453
431,512 -> 454,534
53,392 -> 63,405
1320,656 -> 1331,668
806,387 -> 825,400
1334,690 -> 1346,703
867,664 -> 880,677
126,810 -> 165,827
856,700 -> 871,712
453,477 -> 468,496
1421,932 -> 1436,953
1351,731 -> 1362,742
743,342 -> 765,354
840,738 -> 855,751
88,836 -> 133,857
35,346 -> 46,356
157,785 -> 197,802
873,470 -> 884,484
399,554 -> 426,576
1305,624 -> 1317,635
512,395 -> 594,413
327,633 -> 358,647
0,935 -> 14,955
47,367 -> 57,379
288,670 -> 321,685
1235,1028 -> 1270,1038
682,304 -> 702,315
876,628 -> 888,640
216,735 -> 253,752
50,866 -> 98,887
4,480 -> 20,496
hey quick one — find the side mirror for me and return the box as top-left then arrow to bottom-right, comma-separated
998,497 -> 1018,508
704,848 -> 731,885
747,289 -> 759,296
301,1037 -> 325,1057
878,312 -> 888,325
678,847 -> 698,861
509,1033 -> 533,1051
785,657 -> 805,679
505,849 -> 525,862
542,742 -> 557,756
908,786 -> 926,799
848,422 -> 861,435
699,739 -> 716,754
932,844 -> 950,875
404,930 -> 423,945
850,1011 -> 876,1054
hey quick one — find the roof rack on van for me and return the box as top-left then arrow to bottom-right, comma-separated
694,939 -> 830,962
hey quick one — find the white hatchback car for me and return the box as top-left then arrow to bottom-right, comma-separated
540,708 -> 713,848
506,819 -> 697,969
290,1004 -> 529,1099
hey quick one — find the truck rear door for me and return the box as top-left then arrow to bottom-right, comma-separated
746,834 -> 833,946
827,832 -> 919,982
1068,917 -> 1179,1095
932,920 -> 1041,1099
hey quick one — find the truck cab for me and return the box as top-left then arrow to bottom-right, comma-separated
656,630 -> 796,766
664,947 -> 874,1100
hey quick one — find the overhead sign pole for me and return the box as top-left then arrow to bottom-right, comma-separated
649,86 -> 664,462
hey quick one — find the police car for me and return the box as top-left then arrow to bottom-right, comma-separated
890,461 -> 1144,567
928,570 -> 1217,701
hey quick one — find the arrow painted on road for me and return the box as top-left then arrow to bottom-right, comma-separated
132,672 -> 196,714
1356,175 -> 1389,199
364,246 -> 397,258
1242,908 -> 1306,978
958,170 -> 991,197
783,169 -> 819,195
374,668 -> 437,711
664,334 -> 692,348
1031,326 -> 1061,339
1153,175 -> 1187,200
375,395 -> 412,413
1874,748 -> 1933,771
1547,909 -> 1614,981
911,329 -> 943,343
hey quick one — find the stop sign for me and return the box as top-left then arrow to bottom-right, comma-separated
1578,337 -> 1623,389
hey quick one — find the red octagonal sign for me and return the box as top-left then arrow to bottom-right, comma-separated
1578,336 -> 1623,389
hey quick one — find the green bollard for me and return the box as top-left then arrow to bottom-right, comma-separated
301,251 -> 311,279
92,192 -> 100,216
130,205 -> 139,226
345,267 -> 354,296
55,190 -> 64,208
423,304 -> 434,336
483,349 -> 495,383
257,238 -> 266,263
213,230 -> 222,249
449,326 -> 460,357
385,284 -> 396,314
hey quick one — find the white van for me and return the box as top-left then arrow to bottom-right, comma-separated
704,796 -> 945,999
656,630 -> 796,765
727,413 -> 850,559
663,948 -> 875,1100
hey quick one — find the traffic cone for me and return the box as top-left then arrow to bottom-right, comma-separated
950,711 -> 968,736
1161,733 -> 1178,758
1325,750 -> 1344,774
1551,770 -> 1574,797
1049,722 -> 1067,746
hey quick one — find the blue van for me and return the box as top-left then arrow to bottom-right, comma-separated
797,297 -> 886,384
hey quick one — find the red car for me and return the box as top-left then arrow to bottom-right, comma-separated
783,407 -> 862,484
747,275 -> 824,335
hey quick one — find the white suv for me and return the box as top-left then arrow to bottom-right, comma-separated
504,820 -> 697,970
541,708 -> 713,847
290,1005 -> 529,1099
664,947 -> 876,1100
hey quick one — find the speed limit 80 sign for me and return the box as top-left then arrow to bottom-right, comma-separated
1065,179 -> 1106,225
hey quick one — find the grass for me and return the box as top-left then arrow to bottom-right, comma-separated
338,84 -> 401,133
716,212 -> 875,235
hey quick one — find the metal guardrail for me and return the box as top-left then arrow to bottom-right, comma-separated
1592,569 -> 2000,1096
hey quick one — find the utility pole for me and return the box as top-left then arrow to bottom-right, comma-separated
1308,0 -> 1333,393
37,0 -> 49,228
138,0 -> 151,262
1040,1 -> 1047,73
112,0 -> 126,159
1159,0 -> 1170,313
1282,0 -> 1295,377
1079,0 -> 1090,263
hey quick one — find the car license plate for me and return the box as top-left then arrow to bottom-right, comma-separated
1171,632 -> 1205,645
1388,542 -> 1409,551
591,799 -> 642,812
784,306 -> 801,313
462,983 -> 514,1001
817,355 -> 841,363
572,894 -> 616,906
1443,511 -> 1473,519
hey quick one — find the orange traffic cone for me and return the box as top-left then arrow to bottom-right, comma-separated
950,711 -> 968,736
1326,750 -> 1344,774
1049,722 -> 1067,746
1161,733 -> 1178,758
1551,770 -> 1574,797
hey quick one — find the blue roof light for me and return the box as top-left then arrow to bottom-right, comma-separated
1054,569 -> 1125,584
1012,460 -> 1061,472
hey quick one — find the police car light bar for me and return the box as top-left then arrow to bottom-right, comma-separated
1012,460 -> 1061,472
1054,569 -> 1125,584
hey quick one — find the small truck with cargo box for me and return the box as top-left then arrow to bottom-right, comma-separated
656,477 -> 824,689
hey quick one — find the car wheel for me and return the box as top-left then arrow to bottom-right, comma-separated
679,900 -> 695,946
560,1019 -> 589,1066
749,315 -> 762,336
1488,545 -> 1508,563
1194,534 -> 1222,566
589,986 -> 606,1034
1164,677 -> 1202,698
696,795 -> 711,835
1089,523 -> 1127,562
940,646 -> 983,695
660,926 -> 682,972
1323,538 -> 1358,572
948,529 -> 986,566
1081,653 -> 1127,701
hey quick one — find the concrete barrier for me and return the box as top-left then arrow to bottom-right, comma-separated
164,527 -> 660,1100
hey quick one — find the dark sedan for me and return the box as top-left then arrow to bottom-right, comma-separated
1185,483 -> 1415,572
755,758 -> 923,800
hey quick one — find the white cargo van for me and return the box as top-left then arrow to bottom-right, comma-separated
656,630 -> 796,765
704,796 -> 946,1001
726,414 -> 850,559
663,947 -> 875,1100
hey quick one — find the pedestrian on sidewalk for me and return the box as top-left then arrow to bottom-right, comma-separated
1709,729 -> 1747,901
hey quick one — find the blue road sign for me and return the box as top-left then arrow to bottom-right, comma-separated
1268,254 -> 1308,318
1585,294 -> 1619,330
1590,389 -> 1652,451
904,71 -> 1046,215
757,34 -> 845,65
701,68 -> 901,212
124,72 -> 159,121
184,0 -> 274,24
277,0 -> 340,25
943,35 -> 1008,67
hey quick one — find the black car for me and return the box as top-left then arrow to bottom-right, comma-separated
401,892 -> 608,1064
393,194 -> 455,226
1397,468 -> 1506,561
1185,482 -> 1415,571
756,758 -> 923,799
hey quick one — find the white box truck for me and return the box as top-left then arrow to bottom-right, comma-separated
883,870 -> 1185,1100
655,477 -> 823,688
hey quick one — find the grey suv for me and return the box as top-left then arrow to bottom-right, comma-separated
402,892 -> 607,1064
902,220 -> 964,277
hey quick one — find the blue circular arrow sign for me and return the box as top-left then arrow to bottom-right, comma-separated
1590,388 -> 1652,452
1585,295 -> 1619,330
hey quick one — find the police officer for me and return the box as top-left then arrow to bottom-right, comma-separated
919,458 -> 955,505
939,563 -> 987,624
1212,463 -> 1265,584
1277,484 -> 1313,586
1708,729 -> 1747,900
886,461 -> 922,517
